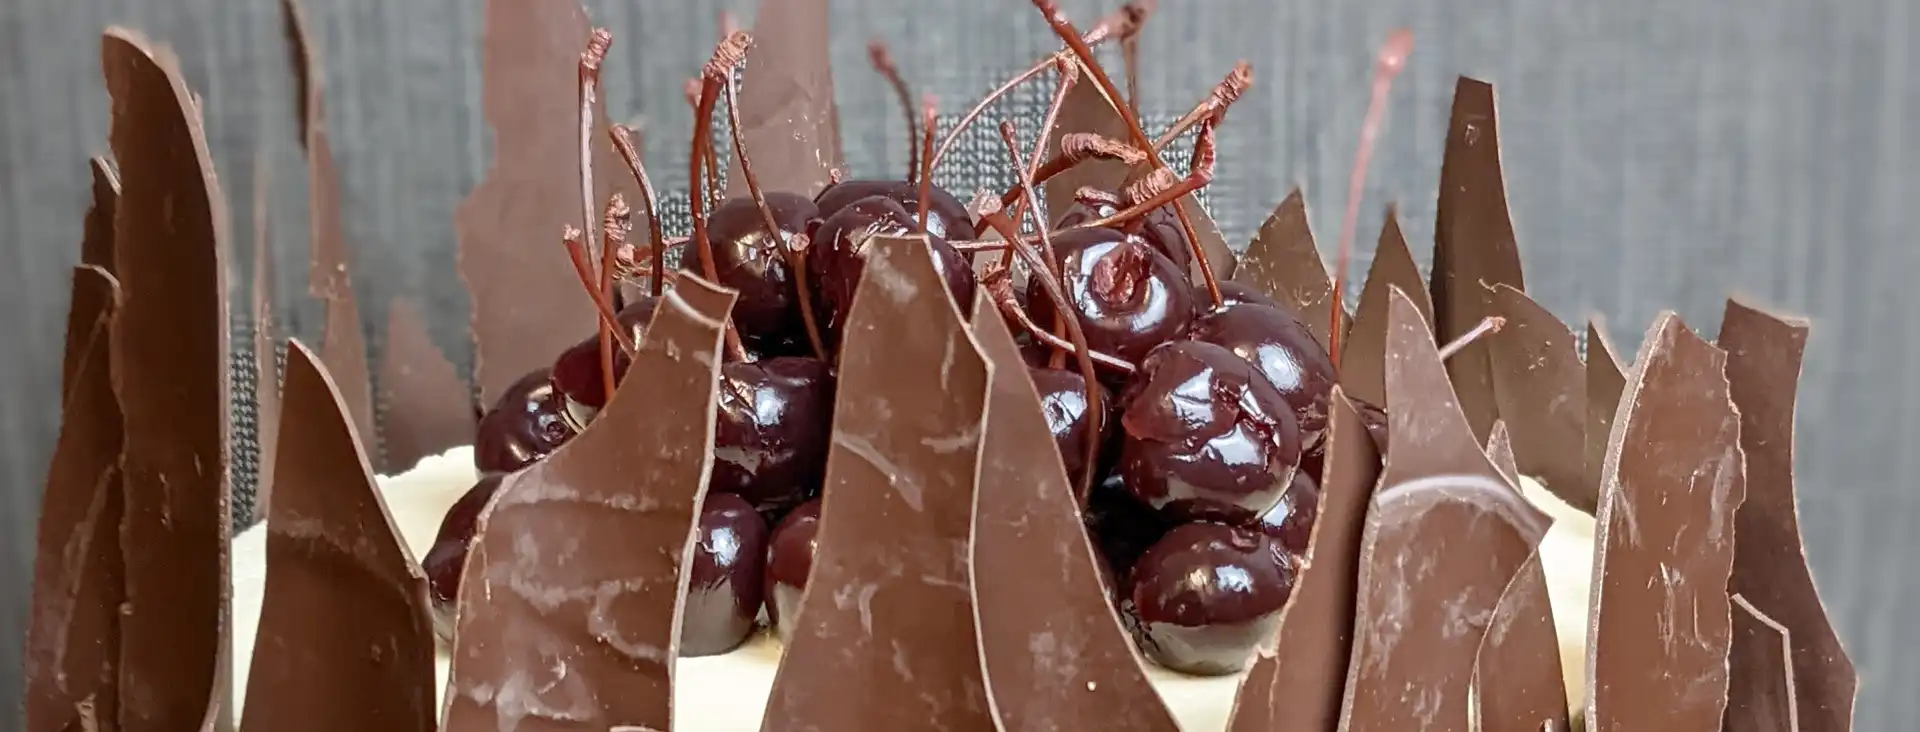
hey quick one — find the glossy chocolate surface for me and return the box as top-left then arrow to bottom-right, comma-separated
472,366 -> 575,474
681,492 -> 769,657
1028,226 -> 1196,366
1125,522 -> 1294,676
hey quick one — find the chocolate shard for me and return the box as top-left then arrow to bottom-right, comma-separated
81,158 -> 119,267
1585,312 -> 1745,732
1430,77 -> 1524,442
1338,287 -> 1547,732
238,340 -> 435,732
727,0 -> 841,199
1225,387 -> 1381,732
65,161 -> 119,395
443,276 -> 736,732
1724,594 -> 1801,732
1234,187 -> 1345,348
1485,283 -> 1589,511
763,235 -> 994,732
101,28 -> 234,732
26,265 -> 125,732
1717,298 -> 1856,729
1486,419 -> 1520,486
968,294 -> 1178,732
1340,205 -> 1433,407
1471,551 -> 1570,732
377,297 -> 473,474
252,151 -> 281,517
1583,318 -> 1627,505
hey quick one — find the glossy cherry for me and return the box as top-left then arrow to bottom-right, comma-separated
681,492 -> 770,656
1027,226 -> 1195,367
1254,467 -> 1320,558
422,473 -> 507,635
1055,191 -> 1192,275
807,195 -> 976,349
1124,522 -> 1296,676
473,368 -> 577,474
814,179 -> 973,241
549,296 -> 658,410
1082,474 -> 1175,592
706,193 -> 821,356
1029,366 -> 1113,495
1216,280 -> 1285,311
763,498 -> 822,640
1353,398 -> 1389,455
713,357 -> 835,516
1189,302 -> 1338,450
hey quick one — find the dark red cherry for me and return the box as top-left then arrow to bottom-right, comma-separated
763,498 -> 822,640
473,368 -> 577,474
681,493 -> 770,657
1353,398 -> 1389,455
1027,227 -> 1195,367
1055,191 -> 1192,275
1189,302 -> 1337,450
1117,340 -> 1303,523
1083,473 -> 1175,591
807,195 -> 976,349
422,473 -> 507,636
1254,467 -> 1320,558
549,296 -> 658,410
706,193 -> 821,356
1124,522 -> 1295,675
1216,280 -> 1284,310
1028,367 -> 1114,496
713,357 -> 835,516
814,179 -> 973,241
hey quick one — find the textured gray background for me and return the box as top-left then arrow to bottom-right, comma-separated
2,0 -> 1914,728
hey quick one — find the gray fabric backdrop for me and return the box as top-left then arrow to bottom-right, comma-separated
2,0 -> 1914,728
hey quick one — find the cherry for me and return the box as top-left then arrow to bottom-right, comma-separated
1188,302 -> 1337,450
807,195 -> 977,349
814,179 -> 973,241
706,193 -> 821,356
1253,467 -> 1320,558
763,498 -> 822,640
549,296 -> 658,410
1083,473 -> 1174,592
473,368 -> 577,474
422,473 -> 507,636
1027,226 -> 1195,368
713,357 -> 835,516
1028,366 -> 1113,495
1116,340 -> 1303,524
1353,398 -> 1389,455
1216,280 -> 1284,311
1123,522 -> 1295,675
681,492 -> 770,657
1055,190 -> 1192,275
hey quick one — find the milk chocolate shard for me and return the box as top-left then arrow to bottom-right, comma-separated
1724,594 -> 1800,732
442,276 -> 736,732
1582,318 -> 1627,505
1484,283 -> 1588,512
1585,312 -> 1745,732
1235,187 -> 1345,348
1430,76 -> 1524,442
238,340 -> 435,732
377,297 -> 473,474
1225,387 -> 1381,732
1341,205 -> 1433,407
763,235 -> 994,732
1338,287 -> 1547,732
101,28 -> 234,732
1486,420 -> 1520,486
26,265 -> 125,732
1717,298 -> 1856,730
968,295 -> 1178,732
1471,551 -> 1569,732
727,0 -> 841,199
63,161 -> 119,393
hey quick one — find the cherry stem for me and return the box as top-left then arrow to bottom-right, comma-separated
918,95 -> 938,234
691,31 -> 754,362
1329,28 -> 1413,371
997,119 -> 1068,368
953,240 -> 1011,253
1437,316 -> 1505,361
597,196 -> 636,398
1118,1 -> 1155,113
578,28 -> 615,401
608,125 -> 669,297
867,40 -> 920,183
1002,59 -> 1077,250
992,291 -> 1136,373
1151,61 -> 1252,151
561,224 -> 638,359
722,69 -> 828,361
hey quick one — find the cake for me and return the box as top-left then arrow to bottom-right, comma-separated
23,1 -> 1857,732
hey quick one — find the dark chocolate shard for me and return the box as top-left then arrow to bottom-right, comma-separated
65,161 -> 119,395
1724,594 -> 1801,732
1487,419 -> 1520,487
81,158 -> 119,268
1341,205 -> 1433,407
1583,318 -> 1627,507
1235,187 -> 1345,348
968,295 -> 1177,732
1485,283 -> 1588,510
238,340 -> 435,732
377,298 -> 472,474
1430,77 -> 1524,442
443,277 -> 736,732
727,0 -> 842,199
26,265 -> 125,732
1585,312 -> 1745,732
1472,551 -> 1570,732
1225,387 -> 1380,732
102,28 -> 234,732
252,150 -> 281,517
763,235 -> 994,732
1718,298 -> 1856,730
1338,287 -> 1547,732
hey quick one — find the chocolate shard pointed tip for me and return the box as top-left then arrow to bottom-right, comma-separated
1432,75 -> 1523,442
1236,186 -> 1344,348
1485,282 -> 1588,511
1341,206 -> 1432,407
728,0 -> 841,199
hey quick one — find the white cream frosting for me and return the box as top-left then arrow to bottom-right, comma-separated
230,447 -> 1597,730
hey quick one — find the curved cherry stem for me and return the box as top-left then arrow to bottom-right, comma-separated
690,31 -> 753,362
1151,61 -> 1252,151
577,28 -> 615,400
988,284 -> 1136,373
561,222 -> 638,391
867,40 -> 920,183
916,95 -> 938,234
721,70 -> 828,361
1437,315 -> 1505,361
1001,59 -> 1077,251
1328,28 -> 1413,370
607,125 -> 668,297
997,120 -> 1068,368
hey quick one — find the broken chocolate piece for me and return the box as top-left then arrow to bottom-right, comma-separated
1430,77 -> 1524,441
443,277 -> 736,732
238,340 -> 435,732
102,28 -> 233,732
1225,387 -> 1380,732
763,235 -> 994,732
25,265 -> 125,732
377,297 -> 472,473
1234,187 -> 1344,348
727,0 -> 842,199
1486,420 -> 1520,487
1718,298 -> 1856,730
1724,594 -> 1801,732
1340,205 -> 1433,407
1472,551 -> 1570,732
1338,287 -> 1547,732
1585,312 -> 1745,732
969,295 -> 1177,732
1485,283 -> 1588,511
1583,318 -> 1627,504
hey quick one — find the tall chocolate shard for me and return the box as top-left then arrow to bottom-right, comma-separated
727,0 -> 842,199
1472,552 -> 1570,732
1485,284 -> 1588,511
377,297 -> 472,473
1583,318 -> 1628,502
1724,594 -> 1801,732
1235,187 -> 1345,348
1341,206 -> 1433,407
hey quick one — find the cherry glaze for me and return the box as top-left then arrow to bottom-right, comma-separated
1189,302 -> 1338,449
1028,366 -> 1113,496
1254,467 -> 1321,558
473,368 -> 576,474
763,499 -> 822,640
814,179 -> 973,241
1026,227 -> 1196,367
706,193 -> 821,356
1124,522 -> 1295,675
682,492 -> 770,657
713,357 -> 835,516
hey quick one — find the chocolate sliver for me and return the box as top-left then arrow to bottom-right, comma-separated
1430,77 -> 1524,441
1585,312 -> 1745,731
377,297 -> 473,474
1486,420 -> 1520,487
728,0 -> 841,198
65,161 -> 119,394
763,235 -> 994,732
1170,193 -> 1237,281
1235,187 -> 1344,348
1340,205 -> 1433,407
1338,287 -> 1547,732
1718,298 -> 1856,728
443,277 -> 736,732
239,340 -> 435,732
1485,283 -> 1588,511
102,28 -> 233,732
1582,318 -> 1628,507
968,294 -> 1177,732
1471,550 -> 1570,732
1724,594 -> 1801,732
1225,387 -> 1380,732
26,265 -> 125,732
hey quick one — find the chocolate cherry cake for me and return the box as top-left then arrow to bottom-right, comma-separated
25,0 -> 1857,731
